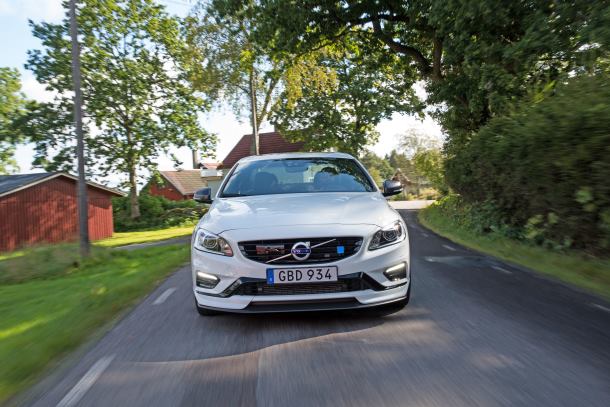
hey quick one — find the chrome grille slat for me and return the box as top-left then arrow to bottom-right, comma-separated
238,236 -> 363,264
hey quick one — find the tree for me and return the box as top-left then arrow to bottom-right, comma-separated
359,150 -> 394,183
0,68 -> 28,174
272,40 -> 421,155
399,129 -> 442,159
25,0 -> 215,218
184,1 -> 286,154
413,149 -> 447,195
216,0 -> 607,139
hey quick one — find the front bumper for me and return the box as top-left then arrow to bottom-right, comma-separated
192,224 -> 410,313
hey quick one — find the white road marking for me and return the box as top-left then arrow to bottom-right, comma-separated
56,355 -> 115,407
422,233 -> 430,238
492,265 -> 512,274
424,256 -> 438,262
591,303 -> 610,313
442,244 -> 457,251
153,287 -> 177,305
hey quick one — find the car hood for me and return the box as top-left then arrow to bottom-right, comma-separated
200,192 -> 400,234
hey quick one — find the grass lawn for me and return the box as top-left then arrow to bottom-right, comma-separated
419,204 -> 610,301
0,250 -> 26,261
0,244 -> 189,403
95,225 -> 195,247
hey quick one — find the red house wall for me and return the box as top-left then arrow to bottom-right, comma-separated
149,182 -> 187,201
0,177 -> 116,252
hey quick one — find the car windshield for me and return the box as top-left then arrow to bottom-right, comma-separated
220,157 -> 375,197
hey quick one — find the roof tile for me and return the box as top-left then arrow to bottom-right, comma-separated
220,132 -> 304,169
160,170 -> 208,195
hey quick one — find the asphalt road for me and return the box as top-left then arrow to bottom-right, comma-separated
26,210 -> 610,407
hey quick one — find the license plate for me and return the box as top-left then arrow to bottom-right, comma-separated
266,266 -> 338,285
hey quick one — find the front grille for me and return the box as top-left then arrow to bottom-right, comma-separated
238,236 -> 363,264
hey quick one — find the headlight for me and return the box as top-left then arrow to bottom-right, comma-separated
369,220 -> 406,250
194,228 -> 233,256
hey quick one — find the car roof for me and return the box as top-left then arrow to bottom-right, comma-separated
237,152 -> 356,164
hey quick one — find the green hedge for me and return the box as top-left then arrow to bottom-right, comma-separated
113,193 -> 206,231
445,75 -> 610,253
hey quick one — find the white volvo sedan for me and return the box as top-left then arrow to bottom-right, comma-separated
191,152 -> 410,315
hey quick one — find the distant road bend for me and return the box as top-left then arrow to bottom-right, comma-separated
26,209 -> 610,407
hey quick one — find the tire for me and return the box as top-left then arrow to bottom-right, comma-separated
195,300 -> 219,316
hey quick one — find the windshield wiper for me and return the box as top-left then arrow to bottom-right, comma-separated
221,193 -> 250,198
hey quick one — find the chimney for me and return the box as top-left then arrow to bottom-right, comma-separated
192,150 -> 199,169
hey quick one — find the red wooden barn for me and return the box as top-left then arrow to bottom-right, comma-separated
0,172 -> 124,252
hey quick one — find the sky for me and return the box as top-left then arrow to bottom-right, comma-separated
0,0 -> 443,182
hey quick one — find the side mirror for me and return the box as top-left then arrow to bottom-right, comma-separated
193,187 -> 213,204
382,180 -> 403,197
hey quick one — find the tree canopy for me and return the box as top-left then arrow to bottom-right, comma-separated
183,1 -> 287,154
273,39 -> 422,155
213,0 -> 608,141
24,0 -> 215,217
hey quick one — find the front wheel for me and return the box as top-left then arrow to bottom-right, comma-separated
195,299 -> 219,316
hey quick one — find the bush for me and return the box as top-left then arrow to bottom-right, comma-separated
113,193 -> 206,231
445,75 -> 610,254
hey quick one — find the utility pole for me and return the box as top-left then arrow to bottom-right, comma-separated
69,0 -> 90,257
249,68 -> 260,155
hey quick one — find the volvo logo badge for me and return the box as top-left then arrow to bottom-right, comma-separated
291,241 -> 311,261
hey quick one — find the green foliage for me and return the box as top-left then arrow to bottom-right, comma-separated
218,0 -> 609,140
425,195 -> 519,238
399,129 -> 443,158
413,149 -> 448,195
359,150 -> 395,182
420,197 -> 610,299
445,75 -> 610,253
0,68 -> 29,174
23,0 -> 215,217
273,40 -> 422,155
112,193 -> 205,231
184,1 -> 287,142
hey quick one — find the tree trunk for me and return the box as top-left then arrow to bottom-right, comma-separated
249,68 -> 260,155
129,166 -> 140,219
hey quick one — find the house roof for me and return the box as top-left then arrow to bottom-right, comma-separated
0,172 -> 126,198
220,131 -> 304,169
200,162 -> 220,170
159,170 -> 207,196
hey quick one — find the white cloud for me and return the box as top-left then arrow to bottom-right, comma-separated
0,0 -> 64,22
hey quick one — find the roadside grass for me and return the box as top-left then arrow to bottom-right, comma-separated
0,250 -> 26,261
0,244 -> 189,403
94,225 -> 195,247
0,224 -> 195,260
419,204 -> 610,301
0,244 -> 110,285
